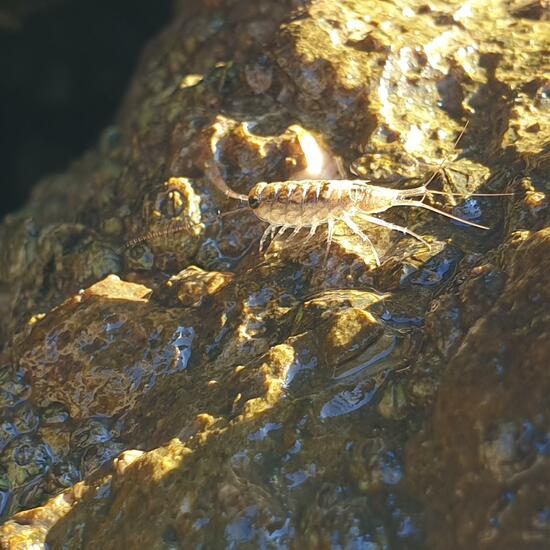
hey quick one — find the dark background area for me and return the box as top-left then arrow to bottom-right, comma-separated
0,0 -> 172,219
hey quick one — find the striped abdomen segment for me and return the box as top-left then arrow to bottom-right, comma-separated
248,180 -> 356,226
247,180 -> 400,226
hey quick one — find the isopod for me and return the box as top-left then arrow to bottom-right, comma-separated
206,159 -> 511,267
125,124 -> 512,267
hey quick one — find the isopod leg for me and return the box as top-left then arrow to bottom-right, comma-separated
303,224 -> 318,243
323,218 -> 335,266
286,226 -> 301,241
342,215 -> 381,266
274,225 -> 289,240
259,225 -> 277,252
359,214 -> 432,250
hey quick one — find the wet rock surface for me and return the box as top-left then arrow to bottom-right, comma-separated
408,228 -> 550,549
0,0 -> 549,548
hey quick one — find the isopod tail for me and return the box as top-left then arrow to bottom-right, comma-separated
395,186 -> 514,199
394,186 -> 428,199
427,189 -> 515,197
394,200 -> 489,229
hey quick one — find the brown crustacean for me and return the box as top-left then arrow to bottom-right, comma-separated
125,124 -> 512,266
205,157 -> 511,266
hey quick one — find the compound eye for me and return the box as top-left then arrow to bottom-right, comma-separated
248,195 -> 261,209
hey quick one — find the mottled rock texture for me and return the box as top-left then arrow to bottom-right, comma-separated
0,0 -> 548,548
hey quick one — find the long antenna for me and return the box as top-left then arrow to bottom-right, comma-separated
204,160 -> 248,202
217,206 -> 249,219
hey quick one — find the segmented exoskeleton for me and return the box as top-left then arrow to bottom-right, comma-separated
125,127 -> 512,266
250,179 -> 490,266
208,157 -> 507,266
